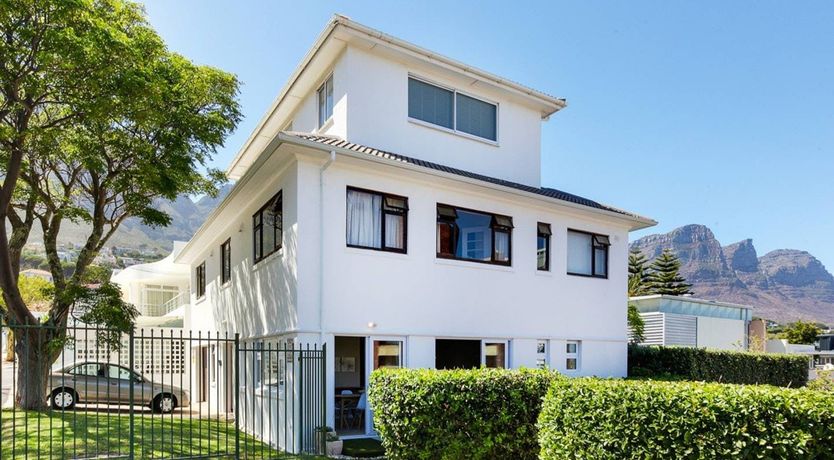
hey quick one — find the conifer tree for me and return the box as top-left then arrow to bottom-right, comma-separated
628,249 -> 650,297
646,249 -> 693,295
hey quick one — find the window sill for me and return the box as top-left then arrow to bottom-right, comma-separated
220,281 -> 231,291
316,117 -> 334,133
566,272 -> 608,280
435,257 -> 513,272
408,118 -> 499,147
535,270 -> 553,277
345,246 -> 408,259
252,249 -> 283,272
195,295 -> 207,305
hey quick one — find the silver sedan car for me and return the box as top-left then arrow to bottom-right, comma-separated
48,362 -> 190,413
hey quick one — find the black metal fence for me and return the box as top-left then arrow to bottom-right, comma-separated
0,321 -> 326,459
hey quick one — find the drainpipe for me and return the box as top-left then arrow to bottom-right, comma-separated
318,151 -> 336,345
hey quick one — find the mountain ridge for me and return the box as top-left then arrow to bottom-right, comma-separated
630,224 -> 834,324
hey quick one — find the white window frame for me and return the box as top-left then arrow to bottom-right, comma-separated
317,73 -> 334,128
481,339 -> 509,368
407,74 -> 499,144
536,339 -> 549,369
367,336 -> 406,436
565,340 -> 580,372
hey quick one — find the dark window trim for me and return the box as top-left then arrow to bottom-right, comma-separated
537,222 -> 551,271
196,261 -> 206,298
407,75 -> 499,142
253,191 -> 283,265
436,203 -> 513,266
345,186 -> 408,254
220,238 -> 231,284
566,228 -> 609,279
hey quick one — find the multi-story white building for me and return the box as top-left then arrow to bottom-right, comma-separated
176,15 -> 655,437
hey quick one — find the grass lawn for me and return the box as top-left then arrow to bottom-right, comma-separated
1,409 -> 327,459
342,438 -> 385,458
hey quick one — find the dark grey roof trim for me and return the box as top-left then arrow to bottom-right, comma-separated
282,132 -> 652,222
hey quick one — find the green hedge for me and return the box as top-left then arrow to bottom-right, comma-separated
538,379 -> 834,459
628,345 -> 809,387
368,368 -> 559,460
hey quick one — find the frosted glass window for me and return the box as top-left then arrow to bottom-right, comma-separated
567,231 -> 593,275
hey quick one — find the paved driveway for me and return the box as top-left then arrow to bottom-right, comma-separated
1,361 -> 13,408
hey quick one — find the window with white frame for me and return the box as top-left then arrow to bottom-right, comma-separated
565,341 -> 580,371
566,230 -> 610,278
408,76 -> 497,141
317,75 -> 334,127
536,340 -> 548,369
537,223 -> 551,271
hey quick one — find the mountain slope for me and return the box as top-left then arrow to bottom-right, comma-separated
630,224 -> 834,324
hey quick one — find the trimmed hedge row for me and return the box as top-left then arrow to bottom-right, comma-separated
538,379 -> 834,459
628,344 -> 809,387
368,368 -> 559,460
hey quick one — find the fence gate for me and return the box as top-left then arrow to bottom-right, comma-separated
0,321 -> 326,459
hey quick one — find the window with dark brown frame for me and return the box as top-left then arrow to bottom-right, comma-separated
253,191 -> 283,264
220,239 -> 231,284
346,187 -> 408,253
196,261 -> 206,298
566,229 -> 610,278
436,204 -> 512,265
537,223 -> 551,271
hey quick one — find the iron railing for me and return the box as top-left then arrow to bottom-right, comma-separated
0,320 -> 326,459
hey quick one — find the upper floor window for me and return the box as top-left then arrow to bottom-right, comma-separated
317,75 -> 334,128
408,77 -> 497,141
567,230 -> 609,278
253,191 -> 283,263
196,262 -> 206,298
346,187 -> 408,253
220,239 -> 231,284
537,223 -> 551,271
436,204 -> 512,265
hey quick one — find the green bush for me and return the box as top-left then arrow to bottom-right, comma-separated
538,378 -> 834,459
628,345 -> 809,387
368,367 -> 560,460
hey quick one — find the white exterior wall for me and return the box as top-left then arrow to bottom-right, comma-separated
293,46 -> 542,187
696,316 -> 746,350
299,154 -> 630,378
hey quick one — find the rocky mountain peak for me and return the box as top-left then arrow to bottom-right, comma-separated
759,249 -> 834,287
724,239 -> 759,273
630,224 -> 729,282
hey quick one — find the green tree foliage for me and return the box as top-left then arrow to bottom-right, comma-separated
627,249 -> 650,296
627,303 -> 645,344
645,249 -> 692,295
1,274 -> 53,361
780,320 -> 821,345
0,0 -> 240,409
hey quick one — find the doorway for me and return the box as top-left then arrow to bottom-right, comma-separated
334,337 -> 366,436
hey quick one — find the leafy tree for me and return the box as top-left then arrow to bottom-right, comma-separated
0,0 -> 240,408
628,303 -> 645,344
2,274 -> 52,360
645,249 -> 692,295
780,320 -> 821,345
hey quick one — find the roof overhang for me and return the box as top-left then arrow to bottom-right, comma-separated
629,294 -> 754,311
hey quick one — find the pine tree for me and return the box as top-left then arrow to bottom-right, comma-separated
628,249 -> 650,297
646,249 -> 693,295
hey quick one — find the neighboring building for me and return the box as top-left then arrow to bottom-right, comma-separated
176,15 -> 655,439
111,241 -> 190,317
631,295 -> 752,350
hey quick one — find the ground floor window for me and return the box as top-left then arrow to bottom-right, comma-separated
435,338 -> 508,369
566,340 -> 581,371
536,340 -> 548,368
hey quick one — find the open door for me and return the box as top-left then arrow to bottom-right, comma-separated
367,338 -> 404,435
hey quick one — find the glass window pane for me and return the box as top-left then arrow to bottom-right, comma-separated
108,365 -> 132,380
318,86 -> 326,126
566,343 -> 578,354
373,341 -> 402,370
254,226 -> 262,260
456,210 -> 492,261
437,204 -> 458,220
567,231 -> 592,275
346,190 -> 383,248
384,213 -> 405,250
566,358 -> 577,370
437,222 -> 455,256
263,222 -> 275,254
325,77 -> 334,120
456,93 -> 497,141
408,78 -> 453,129
537,236 -> 548,270
71,363 -> 101,377
593,234 -> 611,246
494,230 -> 510,263
538,222 -> 552,236
594,247 -> 607,277
484,343 -> 506,368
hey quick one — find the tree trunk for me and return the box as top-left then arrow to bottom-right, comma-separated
4,329 -> 14,362
14,327 -> 61,410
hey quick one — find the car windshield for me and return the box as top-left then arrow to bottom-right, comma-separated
107,365 -> 135,381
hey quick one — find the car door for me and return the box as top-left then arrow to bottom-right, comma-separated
105,364 -> 134,403
67,363 -> 105,403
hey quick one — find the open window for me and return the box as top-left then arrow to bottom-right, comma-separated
537,223 -> 551,271
436,204 -> 513,265
346,187 -> 408,253
567,230 -> 609,278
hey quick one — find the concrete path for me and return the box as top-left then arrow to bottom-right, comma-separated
1,360 -> 14,408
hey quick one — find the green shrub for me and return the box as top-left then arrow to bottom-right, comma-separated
628,344 -> 809,387
368,367 -> 560,460
538,378 -> 834,459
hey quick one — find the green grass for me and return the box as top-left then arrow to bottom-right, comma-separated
342,437 -> 385,458
1,409 -> 327,459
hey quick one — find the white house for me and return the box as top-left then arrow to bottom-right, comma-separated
111,241 -> 190,317
631,295 -> 753,350
176,15 -> 655,439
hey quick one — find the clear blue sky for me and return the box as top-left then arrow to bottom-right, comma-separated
142,1 -> 834,270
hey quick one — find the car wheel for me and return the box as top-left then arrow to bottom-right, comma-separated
51,388 -> 76,410
153,393 -> 176,413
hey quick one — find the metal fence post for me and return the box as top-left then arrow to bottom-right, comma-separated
234,333 -> 240,459
321,343 -> 327,455
129,327 -> 135,460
